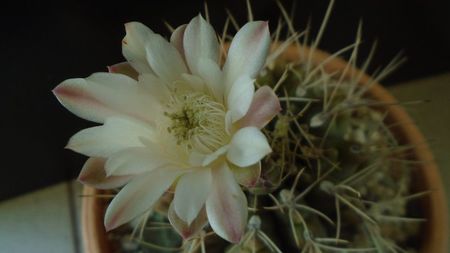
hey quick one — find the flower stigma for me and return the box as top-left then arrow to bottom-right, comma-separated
165,90 -> 228,153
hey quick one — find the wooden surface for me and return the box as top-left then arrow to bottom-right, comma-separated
0,73 -> 449,252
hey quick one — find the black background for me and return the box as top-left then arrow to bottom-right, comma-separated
1,0 -> 449,200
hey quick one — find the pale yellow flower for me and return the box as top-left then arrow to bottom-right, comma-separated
53,15 -> 280,243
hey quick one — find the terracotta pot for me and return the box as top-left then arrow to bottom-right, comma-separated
81,45 -> 448,253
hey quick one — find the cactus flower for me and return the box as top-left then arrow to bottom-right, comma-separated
53,15 -> 280,243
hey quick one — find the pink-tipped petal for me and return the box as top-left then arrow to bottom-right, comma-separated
206,162 -> 248,243
105,147 -> 168,176
104,168 -> 183,231
227,75 -> 255,123
146,33 -> 187,84
66,117 -> 154,158
53,72 -> 157,124
183,15 -> 220,75
170,24 -> 187,60
223,21 -> 270,93
108,62 -> 139,80
227,127 -> 271,167
78,158 -> 131,189
122,22 -> 155,74
229,162 -> 261,188
174,168 -> 212,224
238,86 -> 281,129
168,202 -> 208,240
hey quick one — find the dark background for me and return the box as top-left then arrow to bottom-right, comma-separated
1,0 -> 449,200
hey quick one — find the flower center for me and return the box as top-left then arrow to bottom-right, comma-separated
165,91 -> 228,153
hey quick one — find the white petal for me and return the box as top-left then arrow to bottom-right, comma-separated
146,34 -> 187,84
188,145 -> 229,167
53,72 -> 157,124
66,117 -> 154,157
105,147 -> 168,176
223,21 -> 270,94
108,62 -> 139,80
170,24 -> 187,59
225,111 -> 233,135
227,127 -> 271,167
183,15 -> 220,75
227,75 -> 255,123
197,58 -> 224,102
206,162 -> 247,243
174,168 -> 212,224
122,22 -> 155,74
168,202 -> 208,240
202,145 -> 229,166
238,86 -> 281,129
104,168 -> 183,231
78,158 -> 131,189
138,74 -> 171,102
188,151 -> 206,167
229,162 -> 261,188
181,73 -> 205,91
